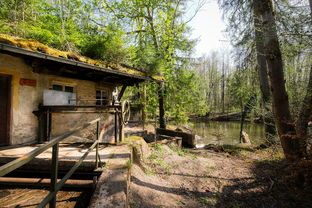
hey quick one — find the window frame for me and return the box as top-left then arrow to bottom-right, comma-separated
96,89 -> 110,106
50,82 -> 76,93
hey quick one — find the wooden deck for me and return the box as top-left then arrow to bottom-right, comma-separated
0,143 -> 130,172
0,143 -> 132,207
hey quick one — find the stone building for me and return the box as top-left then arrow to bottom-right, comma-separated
0,34 -> 161,146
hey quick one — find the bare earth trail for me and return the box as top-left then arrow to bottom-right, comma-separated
130,145 -> 312,208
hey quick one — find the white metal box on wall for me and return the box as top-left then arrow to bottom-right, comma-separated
43,89 -> 76,106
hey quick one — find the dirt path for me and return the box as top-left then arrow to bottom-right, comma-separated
129,144 -> 312,208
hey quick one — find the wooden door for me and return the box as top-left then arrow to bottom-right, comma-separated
0,74 -> 11,146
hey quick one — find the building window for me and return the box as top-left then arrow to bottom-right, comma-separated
52,84 -> 75,93
65,86 -> 74,93
96,89 -> 109,106
52,84 -> 63,91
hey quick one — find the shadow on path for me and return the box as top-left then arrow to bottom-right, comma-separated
213,159 -> 312,208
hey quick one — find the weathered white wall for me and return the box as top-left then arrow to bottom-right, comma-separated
0,54 -> 39,145
0,53 -> 115,145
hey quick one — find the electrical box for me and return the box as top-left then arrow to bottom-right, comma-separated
43,89 -> 76,106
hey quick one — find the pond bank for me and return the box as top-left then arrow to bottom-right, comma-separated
190,112 -> 262,122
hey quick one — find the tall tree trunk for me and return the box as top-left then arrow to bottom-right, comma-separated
253,0 -> 276,144
221,57 -> 225,113
296,66 -> 312,157
253,4 -> 270,103
158,82 -> 166,129
145,6 -> 167,129
142,84 -> 147,130
259,0 -> 300,161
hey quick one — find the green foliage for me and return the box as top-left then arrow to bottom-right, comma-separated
132,44 -> 163,75
168,145 -> 197,158
109,0 -> 205,123
81,27 -> 128,63
226,69 -> 258,111
218,0 -> 311,120
0,0 -> 310,126
27,26 -> 58,45
0,0 -> 207,124
165,67 -> 209,122
0,0 -> 131,62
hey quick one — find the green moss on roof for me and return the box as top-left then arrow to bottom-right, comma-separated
0,34 -> 164,81
151,75 -> 165,81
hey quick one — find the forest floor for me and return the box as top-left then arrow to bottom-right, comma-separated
129,143 -> 312,208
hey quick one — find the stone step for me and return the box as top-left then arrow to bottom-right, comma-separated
88,145 -> 131,208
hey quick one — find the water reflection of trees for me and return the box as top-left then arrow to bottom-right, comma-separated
193,121 -> 265,145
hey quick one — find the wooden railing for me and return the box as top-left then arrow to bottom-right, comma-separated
0,117 -> 101,208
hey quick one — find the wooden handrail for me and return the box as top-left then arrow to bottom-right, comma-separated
0,117 -> 102,208
39,140 -> 99,208
0,117 -> 100,177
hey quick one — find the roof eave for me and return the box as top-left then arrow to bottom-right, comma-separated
0,43 -> 159,82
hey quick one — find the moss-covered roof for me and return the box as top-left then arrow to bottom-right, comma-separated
0,34 -> 165,82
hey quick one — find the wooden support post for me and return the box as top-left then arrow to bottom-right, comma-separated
95,121 -> 99,169
36,110 -> 48,143
119,103 -> 124,142
158,82 -> 166,129
142,84 -> 147,130
114,110 -> 118,143
117,85 -> 127,101
48,110 -> 52,141
50,143 -> 59,208
119,119 -> 124,142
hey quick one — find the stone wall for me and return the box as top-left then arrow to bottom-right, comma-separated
0,53 -> 115,145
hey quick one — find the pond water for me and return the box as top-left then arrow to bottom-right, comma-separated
192,121 -> 265,145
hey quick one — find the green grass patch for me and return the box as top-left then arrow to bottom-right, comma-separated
168,145 -> 197,158
147,144 -> 164,160
147,151 -> 159,160
125,159 -> 132,169
123,136 -> 143,148
222,144 -> 255,156
145,167 -> 157,175
154,143 -> 163,151
145,144 -> 172,174
198,197 -> 214,207
154,159 -> 171,174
